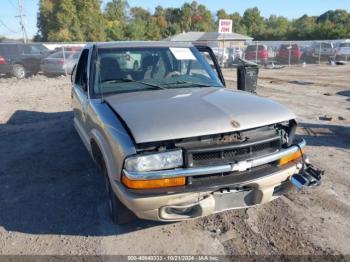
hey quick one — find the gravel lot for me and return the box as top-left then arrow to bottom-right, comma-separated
0,65 -> 349,256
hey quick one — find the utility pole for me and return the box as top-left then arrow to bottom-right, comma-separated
15,0 -> 28,43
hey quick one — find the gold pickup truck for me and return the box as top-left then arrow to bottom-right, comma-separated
71,41 -> 323,224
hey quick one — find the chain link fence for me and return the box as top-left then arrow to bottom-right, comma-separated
211,40 -> 350,68
0,40 -> 349,79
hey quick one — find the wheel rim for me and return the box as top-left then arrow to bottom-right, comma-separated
14,66 -> 25,78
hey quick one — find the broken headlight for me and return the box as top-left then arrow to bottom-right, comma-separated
124,150 -> 183,172
276,120 -> 297,146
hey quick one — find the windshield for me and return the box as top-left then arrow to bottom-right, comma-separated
246,45 -> 265,52
94,46 -> 223,95
49,51 -> 75,59
280,44 -> 299,50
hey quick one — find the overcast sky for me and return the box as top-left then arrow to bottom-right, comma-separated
1,0 -> 350,39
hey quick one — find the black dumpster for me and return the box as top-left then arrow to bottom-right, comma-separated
237,59 -> 259,93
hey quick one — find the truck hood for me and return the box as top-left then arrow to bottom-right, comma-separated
105,87 -> 295,143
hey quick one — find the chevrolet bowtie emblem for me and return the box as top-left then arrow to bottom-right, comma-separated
230,120 -> 240,128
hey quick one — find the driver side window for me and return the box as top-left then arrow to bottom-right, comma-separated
75,49 -> 89,92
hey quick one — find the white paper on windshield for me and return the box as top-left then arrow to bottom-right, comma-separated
169,47 -> 196,60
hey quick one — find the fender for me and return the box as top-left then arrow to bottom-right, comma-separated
74,115 -> 124,182
90,128 -> 118,181
86,100 -> 136,181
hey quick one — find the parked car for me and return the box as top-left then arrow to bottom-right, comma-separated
335,42 -> 350,61
53,46 -> 83,53
211,47 -> 230,67
115,52 -> 142,70
226,48 -> 244,67
276,44 -> 303,64
0,43 -> 50,78
244,44 -> 269,65
303,42 -> 335,62
71,42 -> 322,224
40,51 -> 80,75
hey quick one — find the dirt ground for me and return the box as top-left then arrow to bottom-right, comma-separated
0,65 -> 349,256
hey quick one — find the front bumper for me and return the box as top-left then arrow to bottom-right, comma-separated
335,55 -> 349,61
112,163 -> 301,221
111,140 -> 311,221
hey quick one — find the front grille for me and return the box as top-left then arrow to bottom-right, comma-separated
186,137 -> 281,167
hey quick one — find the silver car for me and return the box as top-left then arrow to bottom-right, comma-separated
41,51 -> 80,75
336,42 -> 350,61
71,42 -> 322,224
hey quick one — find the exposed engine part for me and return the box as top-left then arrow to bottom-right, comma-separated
136,121 -> 296,153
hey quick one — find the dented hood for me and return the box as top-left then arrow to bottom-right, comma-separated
105,87 -> 295,143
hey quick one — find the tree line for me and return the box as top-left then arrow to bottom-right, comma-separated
34,0 -> 350,42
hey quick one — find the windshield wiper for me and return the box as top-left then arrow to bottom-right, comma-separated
160,80 -> 215,88
101,78 -> 165,90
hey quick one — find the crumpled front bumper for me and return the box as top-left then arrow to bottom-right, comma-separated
111,139 -> 323,221
112,163 -> 301,221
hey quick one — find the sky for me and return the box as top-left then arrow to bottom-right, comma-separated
1,0 -> 350,39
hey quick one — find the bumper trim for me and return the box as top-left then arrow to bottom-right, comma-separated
123,139 -> 306,180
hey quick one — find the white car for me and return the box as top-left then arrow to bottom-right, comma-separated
211,47 -> 229,66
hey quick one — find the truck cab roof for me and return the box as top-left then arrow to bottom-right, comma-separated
90,41 -> 193,49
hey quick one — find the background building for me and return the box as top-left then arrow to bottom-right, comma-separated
166,31 -> 253,48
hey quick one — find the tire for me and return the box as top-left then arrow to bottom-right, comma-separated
101,162 -> 137,225
12,64 -> 26,79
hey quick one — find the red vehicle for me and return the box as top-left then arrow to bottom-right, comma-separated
276,44 -> 303,64
244,44 -> 268,64
53,46 -> 83,53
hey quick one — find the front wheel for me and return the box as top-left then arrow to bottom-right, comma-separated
102,166 -> 137,225
12,64 -> 26,79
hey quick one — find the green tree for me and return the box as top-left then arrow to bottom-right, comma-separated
145,18 -> 162,40
316,10 -> 350,39
217,9 -> 230,20
241,7 -> 265,38
180,3 -> 192,32
36,1 -> 350,42
264,15 -> 290,40
73,0 -> 106,41
230,12 -> 247,35
192,4 -> 213,31
37,0 -> 83,41
36,0 -> 55,41
164,8 -> 182,36
104,0 -> 128,40
125,19 -> 147,40
290,15 -> 317,40
130,7 -> 151,21
153,6 -> 168,38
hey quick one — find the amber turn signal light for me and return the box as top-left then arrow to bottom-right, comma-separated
279,150 -> 304,166
122,176 -> 186,189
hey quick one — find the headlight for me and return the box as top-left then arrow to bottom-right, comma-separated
124,150 -> 183,172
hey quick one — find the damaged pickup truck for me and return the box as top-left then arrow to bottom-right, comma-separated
71,42 -> 323,224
